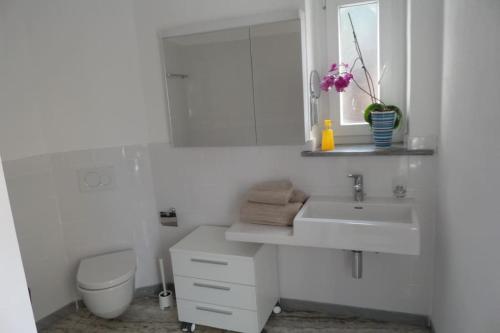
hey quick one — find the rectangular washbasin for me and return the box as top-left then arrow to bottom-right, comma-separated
293,196 -> 420,255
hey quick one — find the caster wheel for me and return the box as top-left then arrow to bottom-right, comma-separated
273,305 -> 282,314
181,322 -> 196,332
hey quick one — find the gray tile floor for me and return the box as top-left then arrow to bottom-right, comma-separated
41,296 -> 430,333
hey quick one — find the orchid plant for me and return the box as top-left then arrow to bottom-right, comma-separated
321,13 -> 402,129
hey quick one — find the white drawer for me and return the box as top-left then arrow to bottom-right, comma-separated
177,299 -> 258,333
171,250 -> 256,285
174,275 -> 257,310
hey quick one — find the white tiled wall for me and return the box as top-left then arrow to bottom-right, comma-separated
148,143 -> 437,315
3,145 -> 164,320
3,143 -> 437,319
50,145 -> 162,289
4,142 -> 437,319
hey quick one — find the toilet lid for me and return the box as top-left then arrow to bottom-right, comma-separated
77,250 -> 136,290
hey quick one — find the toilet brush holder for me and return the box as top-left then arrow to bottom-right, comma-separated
159,290 -> 173,310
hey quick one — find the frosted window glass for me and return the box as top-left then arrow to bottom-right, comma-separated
339,2 -> 378,125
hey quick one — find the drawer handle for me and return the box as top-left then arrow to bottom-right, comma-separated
193,282 -> 231,291
195,306 -> 233,316
190,258 -> 228,266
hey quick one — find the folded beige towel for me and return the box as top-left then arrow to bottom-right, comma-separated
247,179 -> 294,205
247,188 -> 293,205
252,179 -> 293,191
240,201 -> 303,226
290,189 -> 309,204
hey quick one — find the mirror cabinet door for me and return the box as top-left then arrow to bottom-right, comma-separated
163,19 -> 304,147
251,19 -> 304,145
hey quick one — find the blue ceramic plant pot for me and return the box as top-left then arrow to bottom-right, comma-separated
371,111 -> 395,148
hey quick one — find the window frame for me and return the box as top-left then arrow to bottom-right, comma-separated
325,0 -> 407,143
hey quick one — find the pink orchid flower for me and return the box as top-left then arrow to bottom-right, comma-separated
320,63 -> 353,92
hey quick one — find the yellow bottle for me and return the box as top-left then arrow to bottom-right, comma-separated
321,119 -> 335,151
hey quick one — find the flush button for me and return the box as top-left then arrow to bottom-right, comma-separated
78,166 -> 116,192
83,172 -> 101,188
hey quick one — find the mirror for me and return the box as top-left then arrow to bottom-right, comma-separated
310,70 -> 321,99
162,19 -> 305,147
309,70 -> 321,128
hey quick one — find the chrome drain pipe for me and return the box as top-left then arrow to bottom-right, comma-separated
352,251 -> 363,279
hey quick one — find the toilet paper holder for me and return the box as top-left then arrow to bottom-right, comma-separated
160,208 -> 177,226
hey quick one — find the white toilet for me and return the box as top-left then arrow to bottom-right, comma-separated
77,249 -> 136,319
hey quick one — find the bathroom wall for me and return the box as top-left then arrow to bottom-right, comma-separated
0,0 -> 308,320
0,0 -> 160,321
49,146 -> 162,292
432,0 -> 500,332
406,0 -> 443,142
0,0 -> 48,161
149,145 -> 437,314
132,0 -> 309,282
136,0 -> 441,316
0,0 -> 443,321
0,0 -> 149,160
2,146 -> 162,321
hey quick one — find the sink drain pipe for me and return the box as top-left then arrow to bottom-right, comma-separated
352,251 -> 363,279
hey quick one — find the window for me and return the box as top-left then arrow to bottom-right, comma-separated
338,2 -> 378,125
325,0 -> 406,142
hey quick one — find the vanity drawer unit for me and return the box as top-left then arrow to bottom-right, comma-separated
170,226 -> 279,333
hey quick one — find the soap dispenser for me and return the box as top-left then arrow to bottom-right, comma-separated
321,119 -> 335,151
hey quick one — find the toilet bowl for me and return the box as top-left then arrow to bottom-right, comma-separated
77,249 -> 136,319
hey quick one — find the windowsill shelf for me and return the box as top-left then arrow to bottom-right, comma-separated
301,144 -> 434,157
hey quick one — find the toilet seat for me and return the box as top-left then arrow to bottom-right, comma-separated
77,249 -> 136,290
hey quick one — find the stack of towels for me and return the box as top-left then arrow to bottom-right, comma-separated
240,180 -> 308,227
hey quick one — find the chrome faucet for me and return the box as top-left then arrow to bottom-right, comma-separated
347,174 -> 364,202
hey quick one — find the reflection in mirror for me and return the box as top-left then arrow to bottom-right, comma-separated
251,20 -> 304,145
162,19 -> 304,147
309,70 -> 321,128
310,70 -> 321,99
163,28 -> 256,146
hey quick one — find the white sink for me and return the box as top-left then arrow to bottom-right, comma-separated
293,196 -> 420,255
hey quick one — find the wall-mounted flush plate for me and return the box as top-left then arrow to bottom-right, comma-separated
78,166 -> 116,192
